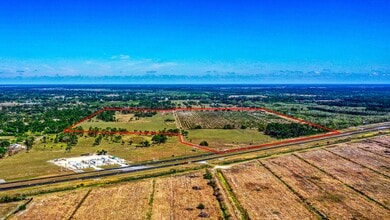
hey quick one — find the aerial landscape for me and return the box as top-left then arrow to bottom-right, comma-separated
0,1 -> 389,220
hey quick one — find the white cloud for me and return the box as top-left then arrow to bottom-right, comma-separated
110,54 -> 131,60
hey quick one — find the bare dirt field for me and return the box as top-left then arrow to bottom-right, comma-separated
298,149 -> 390,208
151,172 -> 221,220
263,155 -> 389,219
72,180 -> 153,220
12,189 -> 88,220
327,144 -> 390,176
221,161 -> 316,219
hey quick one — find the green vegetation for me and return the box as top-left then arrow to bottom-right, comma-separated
97,110 -> 115,122
24,136 -> 35,151
199,141 -> 209,146
0,195 -> 26,203
133,111 -> 157,118
264,123 -> 323,139
0,135 -> 204,181
0,140 -> 9,158
0,146 -> 5,158
197,203 -> 205,209
203,169 -> 213,179
187,129 -> 276,149
151,134 -> 168,144
217,170 -> 250,220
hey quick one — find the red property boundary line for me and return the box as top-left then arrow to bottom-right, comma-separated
64,107 -> 340,154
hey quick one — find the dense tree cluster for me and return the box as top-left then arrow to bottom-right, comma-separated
222,124 -> 235,129
97,111 -> 116,122
264,123 -> 322,139
151,134 -> 168,144
133,111 -> 157,118
0,106 -> 91,136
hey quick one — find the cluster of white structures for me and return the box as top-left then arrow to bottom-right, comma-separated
49,154 -> 128,172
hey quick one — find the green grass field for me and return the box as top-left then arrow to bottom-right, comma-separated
0,135 -> 204,181
79,112 -> 177,131
0,136 -> 15,140
185,129 -> 277,150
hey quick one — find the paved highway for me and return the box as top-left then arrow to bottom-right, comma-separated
0,122 -> 389,191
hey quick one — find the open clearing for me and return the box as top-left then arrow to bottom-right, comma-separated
263,155 -> 389,219
221,161 -> 316,219
12,190 -> 88,220
298,149 -> 390,208
80,112 -> 177,132
72,180 -> 152,220
151,172 -> 221,220
0,135 -> 204,181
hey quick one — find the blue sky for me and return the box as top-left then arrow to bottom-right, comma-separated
0,0 -> 389,84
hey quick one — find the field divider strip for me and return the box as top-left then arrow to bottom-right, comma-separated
258,160 -> 327,220
323,148 -> 390,178
68,189 -> 92,220
146,179 -> 156,220
209,170 -> 236,220
293,154 -> 390,210
215,169 -> 249,220
4,198 -> 34,220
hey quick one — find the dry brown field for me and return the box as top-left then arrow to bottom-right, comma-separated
115,112 -> 135,122
12,190 -> 88,220
221,161 -> 316,219
263,155 -> 389,219
72,180 -> 152,220
298,149 -> 390,208
372,136 -> 390,145
0,201 -> 23,219
151,172 -> 221,220
355,141 -> 390,158
327,144 -> 390,176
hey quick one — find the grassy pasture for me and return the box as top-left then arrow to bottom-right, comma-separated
0,135 -> 204,181
185,129 -> 277,150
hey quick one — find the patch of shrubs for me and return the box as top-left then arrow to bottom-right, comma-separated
199,141 -> 209,146
0,195 -> 26,203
